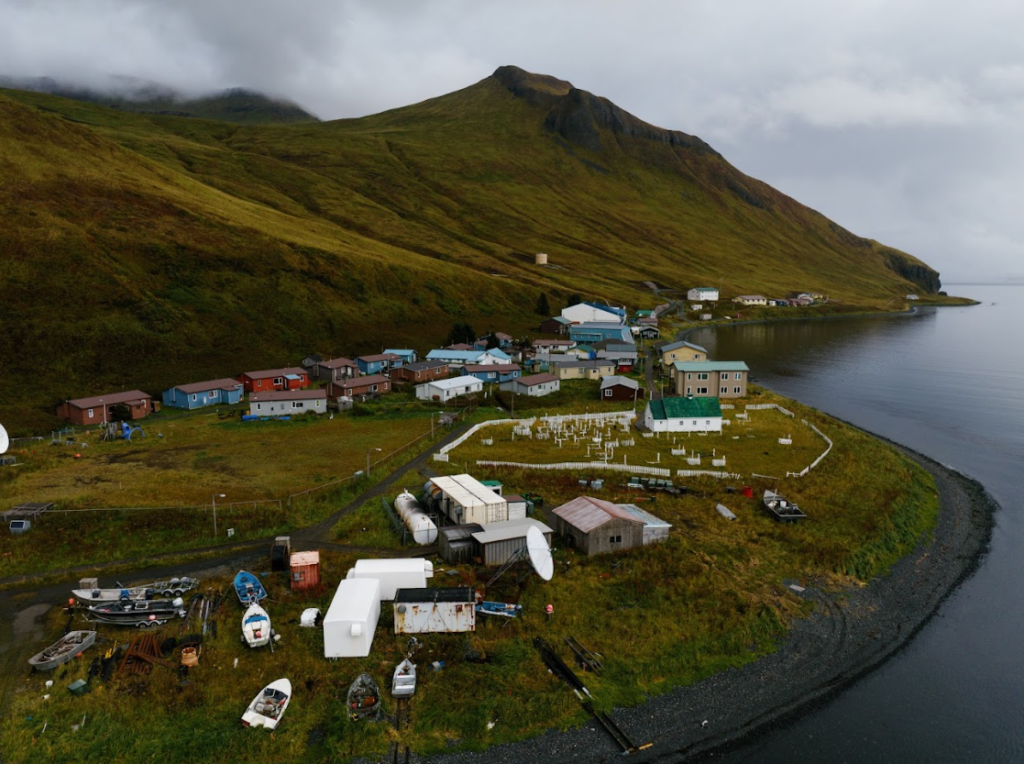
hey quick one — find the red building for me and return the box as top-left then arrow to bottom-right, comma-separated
328,375 -> 391,398
57,390 -> 154,425
238,367 -> 309,393
290,551 -> 321,591
391,360 -> 450,384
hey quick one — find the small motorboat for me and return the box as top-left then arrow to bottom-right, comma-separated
347,673 -> 381,721
392,659 -> 416,698
28,630 -> 97,671
85,598 -> 185,627
475,600 -> 523,618
242,678 -> 291,730
763,489 -> 808,523
234,571 -> 267,605
72,576 -> 199,603
242,603 -> 272,648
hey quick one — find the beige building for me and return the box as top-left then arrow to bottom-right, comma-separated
551,360 -> 616,380
732,295 -> 767,307
673,361 -> 750,398
659,340 -> 708,374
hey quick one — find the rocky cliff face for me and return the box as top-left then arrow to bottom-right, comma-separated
882,249 -> 942,293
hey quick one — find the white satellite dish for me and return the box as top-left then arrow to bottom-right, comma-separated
0,423 -> 8,455
525,526 -> 554,582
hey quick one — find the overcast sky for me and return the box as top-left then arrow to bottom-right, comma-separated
3,0 -> 1023,283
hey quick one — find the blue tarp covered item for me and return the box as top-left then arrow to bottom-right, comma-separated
242,415 -> 258,421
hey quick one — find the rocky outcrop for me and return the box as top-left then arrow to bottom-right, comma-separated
881,249 -> 942,293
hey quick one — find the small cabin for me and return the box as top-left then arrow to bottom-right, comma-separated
290,551 -> 321,591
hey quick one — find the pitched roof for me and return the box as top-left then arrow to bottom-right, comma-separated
553,496 -> 644,533
241,367 -> 307,379
444,343 -> 475,351
659,340 -> 707,354
173,378 -> 243,395
552,360 -> 615,369
250,389 -> 327,402
514,373 -> 559,387
340,374 -> 390,387
601,375 -> 639,390
400,360 -> 448,372
358,353 -> 400,363
383,348 -> 415,356
66,389 -> 151,409
532,338 -> 575,347
463,363 -> 521,373
673,360 -> 750,372
318,357 -> 358,369
647,396 -> 723,420
420,376 -> 483,390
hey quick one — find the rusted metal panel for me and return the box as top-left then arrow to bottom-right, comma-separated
393,590 -> 476,634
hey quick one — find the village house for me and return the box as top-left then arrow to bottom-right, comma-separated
600,375 -> 645,402
658,340 -> 708,373
425,348 -> 511,369
314,357 -> 359,383
500,372 -> 560,397
634,325 -> 661,339
390,360 -> 450,384
672,361 -> 749,398
356,353 -> 402,376
162,378 -> 244,410
301,353 -> 324,372
238,367 -> 310,393
561,302 -> 627,325
461,363 -> 522,384
550,496 -> 646,556
57,390 -> 154,425
475,332 -> 513,349
643,396 -> 723,433
383,349 -> 418,365
569,322 -> 635,345
732,295 -> 768,307
538,316 -> 572,335
551,359 -> 616,380
250,389 -> 327,417
686,287 -> 719,302
415,376 -> 483,402
329,375 -> 392,398
595,345 -> 639,372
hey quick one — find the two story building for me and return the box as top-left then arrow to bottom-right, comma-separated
658,340 -> 708,374
672,361 -> 749,398
686,287 -> 719,302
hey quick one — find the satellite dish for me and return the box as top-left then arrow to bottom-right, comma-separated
0,423 -> 8,455
526,526 -> 554,582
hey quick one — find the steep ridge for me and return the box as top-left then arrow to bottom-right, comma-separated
0,67 -> 941,429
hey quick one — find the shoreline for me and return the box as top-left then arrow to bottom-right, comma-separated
423,446 -> 996,764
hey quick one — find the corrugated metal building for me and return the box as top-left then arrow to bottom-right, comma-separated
550,496 -> 645,556
470,517 -> 554,566
424,475 -> 508,525
393,587 -> 476,634
437,524 -> 484,564
617,504 -> 672,545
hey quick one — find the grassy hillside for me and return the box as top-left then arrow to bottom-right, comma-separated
0,66 -> 945,431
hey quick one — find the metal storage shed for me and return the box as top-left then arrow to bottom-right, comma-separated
470,517 -> 554,566
393,587 -> 476,634
437,523 -> 483,564
323,578 -> 381,658
345,558 -> 434,601
617,504 -> 672,545
425,475 -> 508,525
551,495 -> 645,556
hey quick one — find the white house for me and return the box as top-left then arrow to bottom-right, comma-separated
732,295 -> 768,307
643,396 -> 723,433
415,376 -> 483,402
424,348 -> 511,368
686,287 -> 719,302
249,389 -> 327,416
561,302 -> 626,325
323,578 -> 380,658
500,372 -> 560,397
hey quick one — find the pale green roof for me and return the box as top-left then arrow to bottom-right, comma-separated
647,396 -> 722,420
673,360 -> 750,373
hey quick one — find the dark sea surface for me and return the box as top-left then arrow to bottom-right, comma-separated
687,285 -> 1023,764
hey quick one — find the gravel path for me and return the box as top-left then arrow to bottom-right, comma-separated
420,448 -> 996,764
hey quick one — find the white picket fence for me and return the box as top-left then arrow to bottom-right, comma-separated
787,420 -> 834,477
476,460 -> 671,477
746,403 -> 795,418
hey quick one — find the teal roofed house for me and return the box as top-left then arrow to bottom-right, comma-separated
643,396 -> 723,432
672,360 -> 749,398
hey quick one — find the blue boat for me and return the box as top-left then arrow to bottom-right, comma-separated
235,571 -> 268,605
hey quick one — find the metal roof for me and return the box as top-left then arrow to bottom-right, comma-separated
318,357 -> 357,368
290,551 -> 320,566
659,340 -> 708,353
438,523 -> 484,541
172,378 -> 242,395
617,504 -> 673,529
341,374 -> 390,387
552,496 -> 644,533
673,360 -> 750,372
601,375 -> 639,390
471,517 -> 554,545
647,396 -> 723,420
401,360 -> 448,371
241,367 -> 307,379
65,389 -> 152,409
358,353 -> 401,362
463,363 -> 521,373
514,373 -> 559,386
250,389 -> 327,402
394,586 -> 474,604
420,376 -> 483,390
552,360 -> 616,369
428,474 -> 505,511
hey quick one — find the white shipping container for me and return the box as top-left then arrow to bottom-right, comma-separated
323,578 -> 381,658
393,587 -> 476,634
346,558 -> 435,601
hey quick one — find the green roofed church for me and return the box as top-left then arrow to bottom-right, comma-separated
643,396 -> 723,433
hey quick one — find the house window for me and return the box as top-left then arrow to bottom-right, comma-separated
721,387 -> 728,395
686,387 -> 692,395
87,408 -> 94,418
686,373 -> 692,380
192,394 -> 198,402
706,420 -> 711,425
370,384 -> 378,392
697,387 -> 709,394
256,404 -> 262,411
292,401 -> 304,409
256,380 -> 263,388
273,377 -> 283,385
734,386 -> 742,394
610,535 -> 622,544
604,389 -> 613,397
697,373 -> 709,381
734,372 -> 743,380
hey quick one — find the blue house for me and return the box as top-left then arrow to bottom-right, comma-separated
461,363 -> 522,384
162,378 -> 244,410
569,322 -> 635,345
356,353 -> 401,375
384,348 -> 417,365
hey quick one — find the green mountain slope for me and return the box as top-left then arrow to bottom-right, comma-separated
0,66 -> 941,430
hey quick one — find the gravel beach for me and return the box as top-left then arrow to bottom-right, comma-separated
421,448 -> 996,764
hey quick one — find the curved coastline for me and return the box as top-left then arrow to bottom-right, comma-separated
423,444 -> 995,764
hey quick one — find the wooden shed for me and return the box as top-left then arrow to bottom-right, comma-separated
550,496 -> 645,556
290,551 -> 321,591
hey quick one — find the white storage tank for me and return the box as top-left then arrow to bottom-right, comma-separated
323,578 -> 381,658
346,558 -> 435,601
394,490 -> 438,545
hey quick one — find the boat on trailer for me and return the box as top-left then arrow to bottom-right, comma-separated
234,570 -> 267,605
763,489 -> 807,522
392,659 -> 416,698
242,603 -> 272,648
28,630 -> 97,671
85,598 -> 185,627
347,673 -> 381,721
72,576 -> 199,603
242,678 -> 291,730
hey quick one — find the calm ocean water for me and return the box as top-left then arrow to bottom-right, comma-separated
687,285 -> 1024,764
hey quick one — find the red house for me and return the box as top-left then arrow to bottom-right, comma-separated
328,375 -> 391,398
238,367 -> 309,394
57,390 -> 154,425
391,360 -> 450,384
